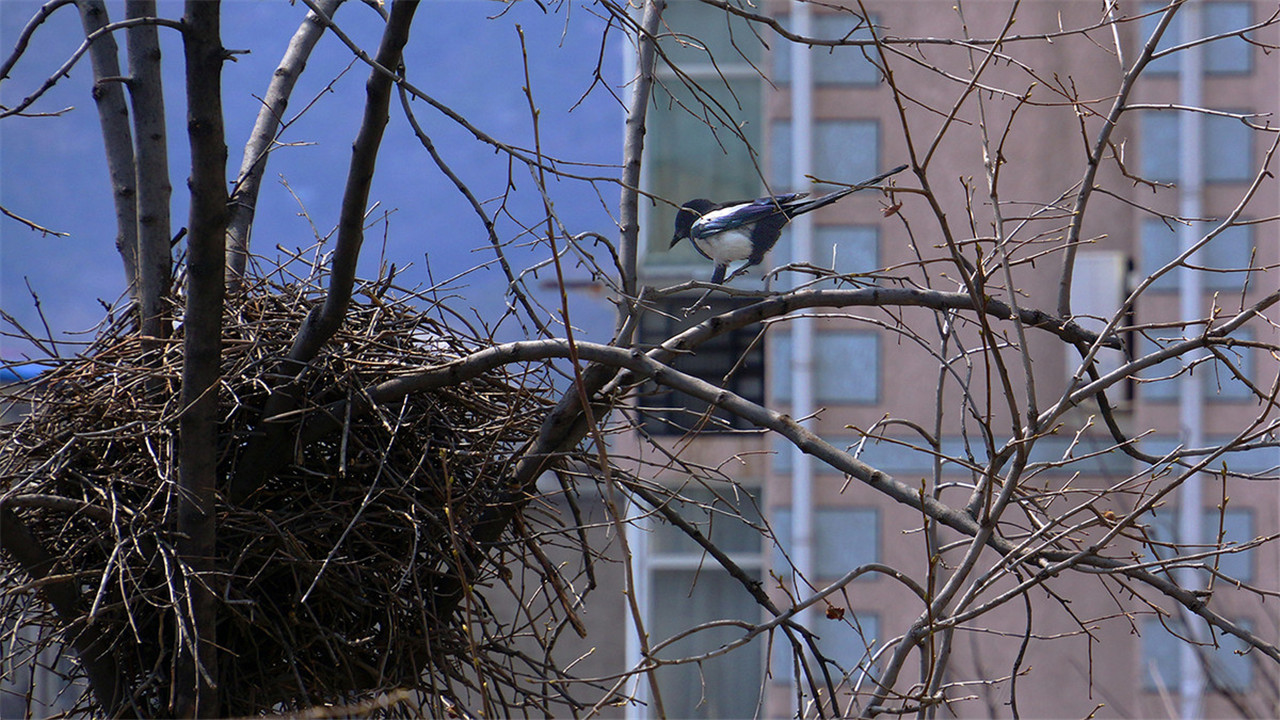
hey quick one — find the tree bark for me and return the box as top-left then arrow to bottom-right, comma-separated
175,2 -> 227,716
229,0 -> 419,503
126,0 -> 173,340
0,506 -> 128,716
225,0 -> 345,289
75,0 -> 140,297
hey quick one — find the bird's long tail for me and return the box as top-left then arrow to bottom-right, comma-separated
787,163 -> 909,217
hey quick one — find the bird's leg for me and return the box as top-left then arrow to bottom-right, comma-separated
722,263 -> 752,284
682,286 -> 717,315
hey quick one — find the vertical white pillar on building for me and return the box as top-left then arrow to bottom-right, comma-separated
788,0 -> 816,712
625,499 -> 650,720
1176,2 -> 1206,718
621,17 -> 645,719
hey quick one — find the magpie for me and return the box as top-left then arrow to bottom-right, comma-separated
670,164 -> 908,284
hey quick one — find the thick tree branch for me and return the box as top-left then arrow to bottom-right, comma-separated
229,0 -> 419,504
0,505 -> 128,716
616,0 -> 665,314
233,287 -> 1117,491
75,0 -> 139,297
175,2 -> 227,715
225,0 -> 345,288
126,0 -> 172,340
286,0 -> 418,363
1056,1 -> 1179,317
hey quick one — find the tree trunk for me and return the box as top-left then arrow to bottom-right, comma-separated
175,2 -> 227,715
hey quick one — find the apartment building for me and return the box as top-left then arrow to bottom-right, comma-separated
619,1 -> 1279,718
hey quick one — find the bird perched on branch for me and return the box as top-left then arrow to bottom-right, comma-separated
670,164 -> 908,284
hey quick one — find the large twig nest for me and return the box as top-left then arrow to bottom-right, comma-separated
0,276 -> 581,716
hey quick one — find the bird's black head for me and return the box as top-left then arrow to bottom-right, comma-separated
671,199 -> 714,248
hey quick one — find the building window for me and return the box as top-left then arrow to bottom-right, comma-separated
772,507 -> 879,578
1140,112 -> 1181,181
1137,327 -> 1254,403
1204,2 -> 1255,73
1141,617 -> 1254,693
1066,251 -> 1130,388
1203,113 -> 1254,182
645,0 -> 764,269
1140,220 -> 1256,292
771,225 -> 880,289
1142,505 -> 1256,582
771,330 -> 880,405
771,120 -> 881,187
638,298 -> 765,434
822,612 -> 880,688
770,610 -> 881,692
772,13 -> 882,87
645,486 -> 765,718
1139,2 -> 1254,75
1140,111 -> 1254,183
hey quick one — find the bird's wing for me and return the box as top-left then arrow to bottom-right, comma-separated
690,193 -> 807,238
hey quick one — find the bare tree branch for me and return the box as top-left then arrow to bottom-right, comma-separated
175,1 -> 228,714
126,0 -> 172,340
224,0 -> 345,289
229,0 -> 419,503
617,0 -> 665,317
75,0 -> 140,300
0,506 -> 127,716
285,0 -> 418,363
0,0 -> 76,83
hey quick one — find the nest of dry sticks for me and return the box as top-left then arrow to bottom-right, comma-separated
0,275 -> 597,716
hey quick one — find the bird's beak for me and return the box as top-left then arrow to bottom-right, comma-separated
670,234 -> 684,248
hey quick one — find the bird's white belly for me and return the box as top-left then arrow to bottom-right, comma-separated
691,228 -> 754,265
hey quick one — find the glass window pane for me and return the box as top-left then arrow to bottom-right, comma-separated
1138,328 -> 1252,403
1141,220 -> 1258,292
1137,329 -> 1182,403
659,0 -> 763,66
647,79 -> 763,267
769,610 -> 880,686
773,13 -> 881,86
651,485 -> 765,556
1140,111 -> 1253,183
814,15 -> 880,86
1208,507 -> 1255,582
1143,506 -> 1255,582
774,226 -> 880,288
1208,327 -> 1253,401
1140,218 -> 1180,291
773,120 -> 880,188
772,507 -> 879,576
650,569 -> 764,718
1141,617 -> 1182,691
1141,617 -> 1254,693
772,331 -> 879,404
638,298 -> 766,434
1203,223 -> 1255,290
824,612 -> 880,683
815,332 -> 879,403
1139,2 -> 1253,75
816,120 -> 879,184
770,120 -> 793,187
815,226 -> 879,276
814,508 -> 878,577
1140,112 -> 1181,182
1204,2 -> 1253,74
1204,112 -> 1252,182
